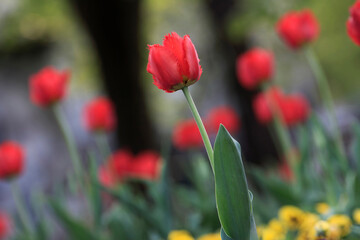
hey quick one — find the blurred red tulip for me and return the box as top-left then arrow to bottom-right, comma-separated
128,151 -> 161,180
253,88 -> 310,126
236,48 -> 274,89
147,32 -> 202,92
98,166 -> 118,188
207,106 -> 241,133
0,142 -> 25,180
172,119 -> 204,150
0,212 -> 10,239
102,149 -> 161,184
83,97 -> 117,132
276,9 -> 319,49
347,0 -> 360,45
108,149 -> 133,181
279,161 -> 294,182
29,66 -> 70,107
253,87 -> 284,124
281,95 -> 310,126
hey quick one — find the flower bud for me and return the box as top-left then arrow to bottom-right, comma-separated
0,141 -> 25,180
276,9 -> 319,49
347,1 -> 360,45
83,97 -> 117,132
236,48 -> 274,89
172,119 -> 204,150
29,66 -> 70,107
147,32 -> 202,92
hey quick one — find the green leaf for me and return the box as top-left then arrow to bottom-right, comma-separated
221,228 -> 233,240
49,200 -> 98,240
354,174 -> 360,208
214,125 -> 251,240
98,184 -> 168,238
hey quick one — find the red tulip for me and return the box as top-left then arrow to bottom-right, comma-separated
102,149 -> 161,183
83,97 -> 117,132
0,213 -> 10,239
29,66 -> 70,107
280,94 -> 310,126
253,88 -> 310,126
236,48 -> 274,89
276,9 -> 319,49
128,151 -> 161,180
0,142 -> 25,180
253,87 -> 284,124
98,166 -> 118,188
147,32 -> 202,92
347,0 -> 360,46
207,106 -> 241,133
107,150 -> 133,181
172,119 -> 204,150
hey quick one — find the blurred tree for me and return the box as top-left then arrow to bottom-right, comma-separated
206,0 -> 278,164
68,0 -> 156,153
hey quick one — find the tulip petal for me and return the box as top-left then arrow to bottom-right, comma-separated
147,44 -> 183,92
183,35 -> 201,81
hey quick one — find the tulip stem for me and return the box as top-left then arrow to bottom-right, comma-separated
182,87 -> 214,169
95,133 -> 112,162
52,105 -> 83,183
11,181 -> 32,233
304,48 -> 347,172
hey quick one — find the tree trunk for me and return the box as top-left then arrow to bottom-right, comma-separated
68,0 -> 156,153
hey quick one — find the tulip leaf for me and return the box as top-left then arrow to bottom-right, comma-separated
214,125 -> 251,240
49,200 -> 99,240
221,228 -> 234,240
98,184 -> 168,238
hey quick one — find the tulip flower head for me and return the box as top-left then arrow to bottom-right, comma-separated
147,32 -> 202,92
102,149 -> 161,184
207,106 -> 241,134
253,88 -> 310,127
98,166 -> 118,188
83,97 -> 117,132
0,142 -> 25,180
0,213 -> 10,239
236,48 -> 274,89
172,119 -> 204,150
128,151 -> 161,181
29,66 -> 70,107
347,0 -> 360,46
276,10 -> 319,49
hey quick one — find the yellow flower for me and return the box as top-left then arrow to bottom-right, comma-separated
299,213 -> 319,232
257,226 -> 265,238
327,214 -> 352,237
262,228 -> 285,240
309,220 -> 330,239
197,232 -> 221,240
278,206 -> 305,230
353,208 -> 360,224
168,230 -> 194,240
268,219 -> 286,235
315,203 -> 330,215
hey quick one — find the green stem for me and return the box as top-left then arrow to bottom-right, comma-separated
312,126 -> 337,205
182,87 -> 214,169
11,181 -> 32,233
261,85 -> 300,186
95,133 -> 111,162
52,105 -> 83,183
304,48 -> 347,171
271,115 -> 300,187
